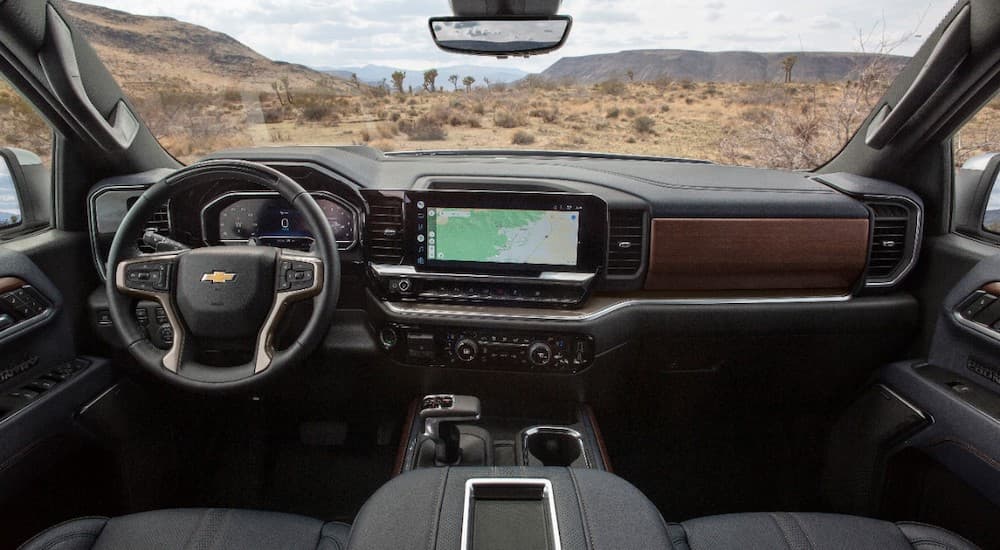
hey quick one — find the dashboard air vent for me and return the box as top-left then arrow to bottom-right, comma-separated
366,196 -> 405,264
607,210 -> 645,277
137,202 -> 171,253
865,201 -> 910,281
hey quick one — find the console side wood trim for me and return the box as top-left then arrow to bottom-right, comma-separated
0,277 -> 26,294
645,218 -> 869,292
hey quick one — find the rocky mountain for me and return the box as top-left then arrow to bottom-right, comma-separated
60,0 -> 354,94
539,49 -> 910,84
323,64 -> 529,91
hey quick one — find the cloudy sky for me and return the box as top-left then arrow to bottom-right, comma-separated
79,0 -> 955,72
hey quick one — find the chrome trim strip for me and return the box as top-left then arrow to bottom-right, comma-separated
875,383 -> 929,421
199,190 -> 359,251
370,264 -> 596,284
863,194 -> 923,289
460,478 -> 562,550
381,294 -> 852,322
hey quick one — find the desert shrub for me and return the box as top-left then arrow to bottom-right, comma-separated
359,129 -> 372,142
597,79 -> 626,96
399,116 -> 447,140
375,122 -> 398,138
262,107 -> 284,123
518,75 -> 561,91
222,88 -> 243,103
390,112 -> 402,122
651,76 -> 673,91
606,107 -> 620,119
472,102 -> 486,115
685,97 -> 696,105
302,104 -> 331,122
679,79 -> 696,90
634,116 -> 656,134
493,106 -> 526,128
467,118 -> 482,128
625,107 -> 637,117
511,130 -> 536,145
530,107 -> 559,123
660,104 -> 671,112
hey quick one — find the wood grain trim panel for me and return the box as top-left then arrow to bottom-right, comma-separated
0,277 -> 26,294
645,218 -> 869,292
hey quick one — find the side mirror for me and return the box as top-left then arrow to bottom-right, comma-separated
429,16 -> 572,58
0,148 -> 49,233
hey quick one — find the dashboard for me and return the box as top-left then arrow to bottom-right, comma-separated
86,147 -> 924,375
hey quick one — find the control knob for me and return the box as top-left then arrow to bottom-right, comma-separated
454,338 -> 478,362
528,342 -> 554,367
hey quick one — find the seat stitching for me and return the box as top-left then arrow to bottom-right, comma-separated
37,532 -> 100,550
767,513 -> 795,550
428,467 -> 449,550
907,541 -> 950,550
568,468 -> 597,550
897,521 -> 978,549
17,518 -> 108,550
788,513 -> 817,550
667,523 -> 689,548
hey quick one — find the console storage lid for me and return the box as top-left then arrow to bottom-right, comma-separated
347,467 -> 673,550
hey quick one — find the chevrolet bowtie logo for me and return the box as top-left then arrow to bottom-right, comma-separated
201,271 -> 236,284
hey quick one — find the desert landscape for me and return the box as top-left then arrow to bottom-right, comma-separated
0,0 -> 997,170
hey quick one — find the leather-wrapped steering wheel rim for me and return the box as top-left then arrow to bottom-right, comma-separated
105,159 -> 340,391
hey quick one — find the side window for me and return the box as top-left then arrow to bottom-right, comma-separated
0,76 -> 53,236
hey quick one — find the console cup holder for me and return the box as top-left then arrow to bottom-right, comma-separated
521,426 -> 589,468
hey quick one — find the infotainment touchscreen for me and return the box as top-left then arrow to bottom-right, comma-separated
426,207 -> 580,266
404,191 -> 608,273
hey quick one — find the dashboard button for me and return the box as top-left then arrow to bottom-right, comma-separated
528,342 -> 554,367
454,338 -> 478,362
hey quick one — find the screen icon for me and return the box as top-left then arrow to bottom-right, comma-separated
428,209 -> 435,217
417,234 -> 425,243
417,201 -> 425,209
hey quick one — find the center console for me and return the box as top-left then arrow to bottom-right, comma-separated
348,467 -> 672,550
396,394 -> 610,473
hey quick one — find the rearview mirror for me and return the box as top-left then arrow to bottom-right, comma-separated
429,16 -> 572,58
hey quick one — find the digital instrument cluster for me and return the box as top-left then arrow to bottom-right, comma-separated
201,192 -> 358,250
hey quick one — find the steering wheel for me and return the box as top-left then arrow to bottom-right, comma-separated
105,160 -> 340,391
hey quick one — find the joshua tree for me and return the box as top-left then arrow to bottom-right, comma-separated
462,76 -> 475,92
625,69 -> 635,82
423,69 -> 439,92
782,55 -> 798,83
483,77 -> 491,90
449,74 -> 459,91
351,73 -> 360,89
271,81 -> 284,105
281,76 -> 293,104
391,70 -> 406,94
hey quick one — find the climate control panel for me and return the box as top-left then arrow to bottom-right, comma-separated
376,324 -> 594,374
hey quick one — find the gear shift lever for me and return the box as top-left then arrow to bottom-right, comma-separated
419,395 -> 481,465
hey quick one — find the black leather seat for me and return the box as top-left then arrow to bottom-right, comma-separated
18,508 -> 351,550
666,512 -> 980,550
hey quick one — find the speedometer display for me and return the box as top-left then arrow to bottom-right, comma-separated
214,194 -> 356,248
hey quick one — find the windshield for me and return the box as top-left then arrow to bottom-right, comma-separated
63,0 -> 953,168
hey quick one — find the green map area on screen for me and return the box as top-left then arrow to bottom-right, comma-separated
427,207 -> 579,266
